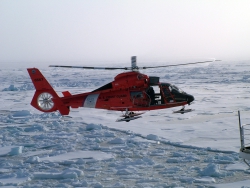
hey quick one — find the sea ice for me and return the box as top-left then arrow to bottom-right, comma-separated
0,146 -> 23,156
2,85 -> 18,91
200,163 -> 234,177
39,151 -> 114,162
33,168 -> 84,179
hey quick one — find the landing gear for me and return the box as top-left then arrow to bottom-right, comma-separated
125,112 -> 135,122
116,109 -> 144,122
173,106 -> 194,114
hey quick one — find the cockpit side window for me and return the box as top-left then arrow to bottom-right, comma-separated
162,87 -> 171,97
161,86 -> 174,103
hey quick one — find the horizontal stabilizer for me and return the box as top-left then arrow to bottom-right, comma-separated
62,91 -> 72,97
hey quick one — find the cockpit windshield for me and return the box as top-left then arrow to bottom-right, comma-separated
170,85 -> 184,93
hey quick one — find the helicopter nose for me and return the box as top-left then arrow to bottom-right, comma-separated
187,95 -> 194,104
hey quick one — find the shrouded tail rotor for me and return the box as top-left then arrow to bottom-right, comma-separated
27,68 -> 69,115
37,92 -> 54,111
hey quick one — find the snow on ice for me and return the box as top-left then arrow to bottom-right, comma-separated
0,61 -> 250,187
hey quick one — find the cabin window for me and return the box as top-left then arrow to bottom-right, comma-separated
130,91 -> 143,99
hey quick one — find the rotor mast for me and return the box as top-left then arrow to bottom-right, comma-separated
131,56 -> 139,72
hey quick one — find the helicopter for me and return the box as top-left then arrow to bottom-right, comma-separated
27,56 -> 218,122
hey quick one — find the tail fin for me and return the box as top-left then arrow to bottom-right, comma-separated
27,68 -> 69,115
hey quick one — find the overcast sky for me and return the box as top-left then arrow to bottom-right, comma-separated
1,0 -> 250,67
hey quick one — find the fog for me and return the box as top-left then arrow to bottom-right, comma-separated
1,0 -> 250,67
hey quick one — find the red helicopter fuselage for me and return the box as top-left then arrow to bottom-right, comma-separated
27,68 -> 194,116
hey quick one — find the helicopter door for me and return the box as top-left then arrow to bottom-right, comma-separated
161,86 -> 174,104
130,91 -> 150,107
146,86 -> 161,105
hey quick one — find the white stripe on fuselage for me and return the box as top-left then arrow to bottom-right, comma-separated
83,94 -> 100,108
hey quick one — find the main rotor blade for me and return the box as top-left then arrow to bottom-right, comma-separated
49,65 -> 130,70
139,60 -> 221,69
50,59 -> 221,70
